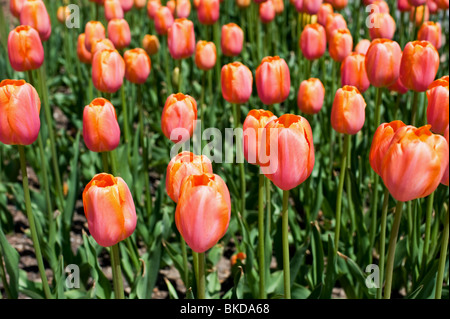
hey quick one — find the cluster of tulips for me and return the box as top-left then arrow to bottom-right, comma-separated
0,0 -> 448,300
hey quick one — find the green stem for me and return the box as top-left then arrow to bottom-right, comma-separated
101,152 -> 109,172
110,243 -> 124,299
435,205 -> 449,299
369,174 -> 380,259
266,177 -> 272,233
192,251 -> 199,292
234,104 -> 245,217
0,235 -> 12,299
180,237 -> 189,289
258,173 -> 266,299
282,190 -> 291,299
421,192 -> 435,270
109,150 -> 119,176
121,84 -> 130,146
335,134 -> 350,251
411,91 -> 419,127
177,59 -> 182,92
377,187 -> 390,299
197,252 -> 206,299
374,87 -> 383,131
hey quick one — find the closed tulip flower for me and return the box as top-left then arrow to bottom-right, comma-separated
134,0 -> 147,9
329,28 -> 353,62
408,0 -> 426,5
57,6 -> 71,24
161,93 -> 198,143
400,41 -> 440,92
410,4 -> 429,26
331,85 -> 366,135
221,23 -> 244,57
83,173 -> 137,247
91,38 -> 115,57
83,98 -> 120,152
273,0 -> 285,13
325,12 -> 347,42
436,0 -> 449,9
168,18 -> 196,59
120,0 -> 134,11
221,62 -> 253,104
259,0 -> 276,23
147,0 -> 161,19
176,0 -> 191,18
166,151 -> 213,202
8,25 -> 44,72
398,0 -> 412,11
442,126 -> 449,186
354,39 -> 371,55
10,0 -> 25,18
154,6 -> 174,35
328,0 -> 347,10
104,0 -> 124,21
369,13 -> 396,40
167,0 -> 176,15
142,34 -> 160,55
107,18 -> 131,50
341,52 -> 370,93
317,3 -> 333,26
84,21 -> 106,52
197,0 -> 220,25
380,125 -> 449,202
195,40 -> 217,70
236,0 -> 251,8
77,33 -> 93,64
243,109 -> 278,165
418,21 -> 442,50
20,0 -> 51,41
297,78 -> 325,114
303,0 -> 323,14
175,173 -> 231,253
124,48 -> 151,84
426,76 -> 449,135
92,49 -> 125,93
0,79 -> 40,146
365,38 -> 402,88
427,0 -> 439,13
372,0 -> 390,12
256,56 -> 291,105
300,23 -> 327,60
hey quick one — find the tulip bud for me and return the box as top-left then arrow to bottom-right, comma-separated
273,0 -> 285,13
221,62 -> 253,104
168,18 -> 196,59
124,48 -> 151,84
119,0 -> 134,12
147,0 -> 161,19
10,0 -> 25,18
325,12 -> 347,42
331,85 -> 366,135
221,23 -> 244,57
369,13 -> 396,40
300,23 -> 327,60
372,0 -> 390,12
92,49 -> 125,93
259,0 -> 276,23
410,4 -> 429,26
341,52 -> 370,93
236,0 -> 251,8
197,0 -> 220,25
231,252 -> 247,266
365,38 -> 402,88
317,3 -> 333,26
256,56 -> 291,105
328,28 -> 353,62
354,39 -> 371,55
0,79 -> 41,146
134,0 -> 147,9
91,38 -> 116,57
166,151 -> 213,202
85,21 -> 106,53
20,0 -> 52,41
398,0 -> 412,11
303,0 -> 323,14
161,93 -> 198,143
104,0 -> 124,21
82,173 -> 137,247
417,21 -> 442,50
8,25 -> 44,72
142,34 -> 160,55
57,6 -> 71,24
176,0 -> 192,18
77,33 -> 93,64
442,126 -> 449,186
107,18 -> 131,50
426,76 -> 449,135
195,40 -> 217,70
154,6 -> 174,35
328,0 -> 348,10
297,78 -> 325,114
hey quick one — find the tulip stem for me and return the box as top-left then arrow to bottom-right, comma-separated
384,200 -> 404,299
266,177 -> 272,234
197,252 -> 206,299
258,173 -> 266,299
110,243 -> 124,299
369,174 -> 380,260
374,87 -> 383,131
121,84 -> 130,147
180,237 -> 189,289
233,104 -> 246,217
18,145 -> 52,299
281,190 -> 291,299
421,192 -> 435,271
411,91 -> 419,127
101,152 -> 109,173
435,205 -> 449,299
377,187 -> 390,299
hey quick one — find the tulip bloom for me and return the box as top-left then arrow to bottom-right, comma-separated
168,18 -> 196,59
124,48 -> 151,84
176,0 -> 192,18
369,13 -> 396,40
83,98 -> 121,152
104,0 -> 124,21
134,0 -> 147,9
221,62 -> 253,104
328,0 -> 347,9
442,126 -> 449,186
92,49 -> 125,93
317,3 -> 333,26
161,93 -> 198,143
303,0 -> 323,14
436,0 -> 449,9
354,39 -> 371,55
261,114 -> 315,190
243,109 -> 278,165
328,28 -> 353,62
107,18 -> 131,50
197,0 -> 220,25
154,6 -> 174,35
331,85 -> 366,135
388,75 -> 409,95
297,78 -> 325,114
83,173 -> 137,247
365,38 -> 402,88
325,13 -> 347,42
400,41 -> 440,92
256,56 -> 291,105
0,79 -> 41,146
10,0 -> 25,18
91,38 -> 116,57
380,125 -> 449,202
20,0 -> 51,41
300,23 -> 327,60
236,0 -> 251,8
120,0 -> 134,11
417,21 -> 442,50
77,33 -> 93,64
175,173 -> 231,253
410,4 -> 429,26
142,34 -> 160,56
84,21 -> 106,52
221,23 -> 244,57
57,6 -> 71,24
166,151 -> 213,202
8,25 -> 44,72
426,76 -> 449,135
341,52 -> 370,93
273,0 -> 285,13
259,0 -> 276,23
147,0 -> 161,19
195,41 -> 217,70
408,0 -> 427,5
398,0 -> 412,11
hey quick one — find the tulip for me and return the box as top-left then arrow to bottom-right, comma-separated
408,0 -> 427,5
331,85 -> 366,135
259,0 -> 276,23
91,38 -> 116,57
104,0 -> 124,21
142,34 -> 160,55
317,3 -> 333,26
77,33 -> 93,64
441,126 -> 449,186
328,28 -> 353,62
300,23 -> 327,60
341,52 -> 370,93
327,0 -> 347,10
273,0 -> 285,13
221,23 -> 244,57
197,0 -> 220,25
92,49 -> 125,93
161,93 -> 198,143
176,0 -> 192,18
400,41 -> 439,92
147,0 -> 161,19
417,21 -> 442,50
426,76 -> 449,135
0,79 -> 41,146
388,73 -> 409,95
167,0 -> 176,14
20,0 -> 51,41
107,18 -> 131,50
84,21 -> 106,53
168,18 -> 196,59
119,0 -> 134,11
372,0 -> 390,12
293,0 -> 304,12
7,25 -> 44,72
83,98 -> 120,153
369,13 -> 396,40
427,0 -> 439,13
365,38 -> 402,88
166,151 -> 213,203
354,39 -> 371,55
236,0 -> 251,8
134,0 -> 147,9
256,56 -> 291,105
154,6 -> 174,35
398,0 -> 412,11
297,78 -> 325,114
221,62 -> 253,104
436,0 -> 449,9
410,4 -> 429,26
303,0 -> 323,14
195,41 -> 217,70
325,12 -> 347,42
124,48 -> 151,84
57,6 -> 71,24
10,0 -> 25,18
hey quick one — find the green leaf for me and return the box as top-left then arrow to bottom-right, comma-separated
165,277 -> 179,299
321,234 -> 337,299
310,221 -> 324,288
0,227 -> 20,299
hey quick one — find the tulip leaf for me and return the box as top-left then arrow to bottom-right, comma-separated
321,234 -> 337,299
310,221 -> 324,288
0,226 -> 20,299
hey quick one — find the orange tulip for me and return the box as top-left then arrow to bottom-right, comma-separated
380,125 -> 449,202
92,49 -> 125,93
341,52 -> 370,93
365,38 -> 402,88
300,23 -> 327,60
327,0 -> 347,10
259,0 -> 276,23
0,79 -> 41,146
236,0 -> 251,8
297,78 -> 325,114
154,6 -> 174,35
20,0 -> 51,41
175,173 -> 231,253
426,76 -> 449,135
56,6 -> 71,24
325,13 -> 347,42
221,23 -> 244,57
161,93 -> 198,143
436,0 -> 449,9
409,4 -> 429,26
83,173 -> 137,247
176,0 -> 192,18
221,62 -> 253,104
197,0 -> 220,25
84,21 -> 106,53
230,252 -> 247,266
256,56 -> 291,105
369,13 -> 396,40
195,41 -> 217,70
167,0 -> 176,15
142,34 -> 160,55
331,85 -> 366,135
417,21 -> 442,50
91,38 -> 116,57
107,18 -> 131,50
104,0 -> 124,21
273,0 -> 285,13
10,0 -> 25,18
317,3 -> 333,26
77,33 -> 93,64
83,98 -> 120,153
328,28 -> 353,62
124,48 -> 151,84
400,41 -> 440,92
134,0 -> 147,9
166,151 -> 213,203
168,18 -> 196,59
243,109 -> 278,165
441,126 -> 449,186
147,0 -> 161,19
7,25 -> 44,72
261,114 -> 315,190
354,39 -> 371,55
